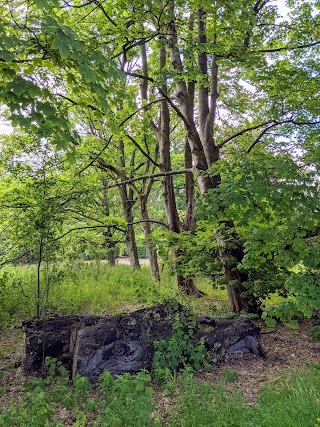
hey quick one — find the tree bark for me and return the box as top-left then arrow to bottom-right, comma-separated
118,141 -> 140,271
102,179 -> 116,266
139,194 -> 160,281
159,46 -> 201,296
119,184 -> 140,270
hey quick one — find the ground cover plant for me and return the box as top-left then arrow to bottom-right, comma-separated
1,361 -> 320,427
0,263 -> 229,329
0,264 -> 319,426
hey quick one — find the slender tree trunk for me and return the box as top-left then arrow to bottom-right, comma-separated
36,237 -> 43,319
137,41 -> 160,281
119,184 -> 140,270
180,138 -> 202,296
139,195 -> 160,281
102,179 -> 116,266
159,46 -> 201,296
118,140 -> 140,271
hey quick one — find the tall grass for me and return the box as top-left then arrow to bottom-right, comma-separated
0,261 -> 231,328
0,261 -> 177,326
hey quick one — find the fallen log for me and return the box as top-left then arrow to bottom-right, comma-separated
22,302 -> 265,381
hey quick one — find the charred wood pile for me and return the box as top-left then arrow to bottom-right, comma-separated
22,302 -> 265,381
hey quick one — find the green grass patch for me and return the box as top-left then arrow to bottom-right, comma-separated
0,262 -> 232,328
169,367 -> 320,427
1,365 -> 320,426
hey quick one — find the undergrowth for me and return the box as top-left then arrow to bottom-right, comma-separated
1,363 -> 320,426
0,262 -> 228,328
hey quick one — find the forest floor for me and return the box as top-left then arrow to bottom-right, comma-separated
0,262 -> 319,425
0,316 -> 319,417
202,318 -> 320,404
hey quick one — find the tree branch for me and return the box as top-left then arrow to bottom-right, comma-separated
107,169 -> 193,188
259,40 -> 320,53
219,118 -> 320,150
128,219 -> 167,228
125,134 -> 159,167
247,123 -> 279,153
217,121 -> 272,148
125,71 -> 189,127
51,224 -> 125,243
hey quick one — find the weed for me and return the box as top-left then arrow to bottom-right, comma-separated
222,368 -> 239,384
153,304 -> 207,372
311,326 -> 320,341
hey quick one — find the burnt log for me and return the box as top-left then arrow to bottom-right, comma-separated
22,303 -> 265,381
204,316 -> 266,362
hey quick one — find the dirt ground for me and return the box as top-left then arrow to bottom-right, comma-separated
202,318 -> 320,404
0,316 -> 319,420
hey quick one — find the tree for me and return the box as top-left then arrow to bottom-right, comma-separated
1,0 -> 320,312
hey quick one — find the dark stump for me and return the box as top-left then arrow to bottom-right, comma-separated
22,303 -> 265,381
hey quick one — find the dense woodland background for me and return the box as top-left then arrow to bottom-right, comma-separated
1,0 -> 320,322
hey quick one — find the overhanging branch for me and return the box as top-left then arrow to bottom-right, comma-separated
108,169 -> 193,188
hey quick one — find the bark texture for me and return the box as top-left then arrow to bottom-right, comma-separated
22,304 -> 265,381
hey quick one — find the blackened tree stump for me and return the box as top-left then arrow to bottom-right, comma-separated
22,302 -> 265,381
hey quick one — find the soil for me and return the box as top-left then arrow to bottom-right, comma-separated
199,318 -> 320,405
0,317 -> 319,423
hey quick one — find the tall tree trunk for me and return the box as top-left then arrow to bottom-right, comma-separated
166,10 -> 259,311
137,41 -> 160,281
102,179 -> 116,266
118,140 -> 140,271
139,194 -> 160,281
159,46 -> 201,296
119,184 -> 140,271
180,138 -> 201,296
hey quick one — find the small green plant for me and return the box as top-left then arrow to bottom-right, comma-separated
96,370 -> 156,427
153,367 -> 179,396
45,356 -> 58,377
222,368 -> 239,384
153,304 -> 207,372
311,326 -> 320,342
74,374 -> 91,396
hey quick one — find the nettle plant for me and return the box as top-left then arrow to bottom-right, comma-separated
153,302 -> 207,374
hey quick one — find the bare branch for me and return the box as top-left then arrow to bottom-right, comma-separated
128,219 -> 167,227
108,169 -> 193,188
259,40 -> 320,53
221,118 -> 320,151
217,121 -> 272,148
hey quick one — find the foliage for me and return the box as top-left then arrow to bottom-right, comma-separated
2,356 -> 320,426
96,370 -> 156,427
311,326 -> 320,342
197,150 -> 320,319
153,302 -> 207,373
0,362 -> 157,427
0,263 -> 177,328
